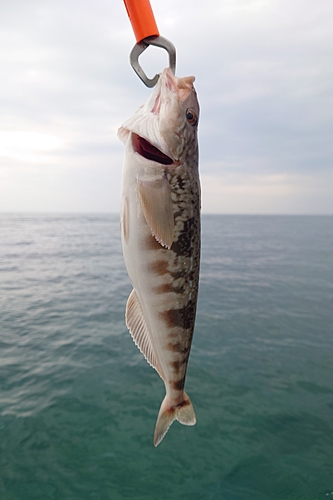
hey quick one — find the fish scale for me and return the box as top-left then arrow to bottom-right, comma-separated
118,67 -> 200,446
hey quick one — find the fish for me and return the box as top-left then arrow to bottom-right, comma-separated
118,67 -> 200,447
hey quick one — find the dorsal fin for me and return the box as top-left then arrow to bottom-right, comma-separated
125,289 -> 164,380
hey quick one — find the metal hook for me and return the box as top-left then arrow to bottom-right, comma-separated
130,35 -> 176,88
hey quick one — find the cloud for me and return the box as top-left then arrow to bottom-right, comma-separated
0,131 -> 64,164
201,170 -> 333,214
0,0 -> 332,213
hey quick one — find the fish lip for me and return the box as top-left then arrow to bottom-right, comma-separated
164,68 -> 195,100
132,133 -> 174,166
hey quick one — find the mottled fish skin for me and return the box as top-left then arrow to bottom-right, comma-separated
118,68 -> 200,446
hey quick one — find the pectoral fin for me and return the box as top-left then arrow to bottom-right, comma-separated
138,177 -> 174,249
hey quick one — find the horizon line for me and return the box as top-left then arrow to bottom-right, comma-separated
0,212 -> 332,217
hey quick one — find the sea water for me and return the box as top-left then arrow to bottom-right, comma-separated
0,214 -> 332,500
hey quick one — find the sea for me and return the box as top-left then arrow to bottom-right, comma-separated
0,213 -> 332,500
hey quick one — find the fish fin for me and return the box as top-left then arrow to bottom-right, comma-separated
125,289 -> 164,379
121,196 -> 129,243
117,126 -> 129,144
138,177 -> 174,249
154,392 -> 196,447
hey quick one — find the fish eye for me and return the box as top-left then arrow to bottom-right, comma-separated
186,108 -> 198,126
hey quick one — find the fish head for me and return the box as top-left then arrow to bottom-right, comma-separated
156,68 -> 199,162
118,68 -> 199,165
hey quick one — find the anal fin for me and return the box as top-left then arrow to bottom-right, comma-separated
125,289 -> 163,379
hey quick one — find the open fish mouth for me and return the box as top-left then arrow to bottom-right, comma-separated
132,133 -> 173,165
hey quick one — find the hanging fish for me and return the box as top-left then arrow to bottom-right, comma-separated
118,67 -> 200,446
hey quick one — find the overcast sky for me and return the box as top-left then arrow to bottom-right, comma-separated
0,0 -> 332,214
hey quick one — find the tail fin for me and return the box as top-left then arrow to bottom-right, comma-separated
153,392 -> 196,447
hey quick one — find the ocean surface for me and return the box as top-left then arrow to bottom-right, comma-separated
0,213 -> 333,500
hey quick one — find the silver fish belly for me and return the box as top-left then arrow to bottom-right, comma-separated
118,68 -> 200,446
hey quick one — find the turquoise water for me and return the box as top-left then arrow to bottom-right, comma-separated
1,214 -> 333,499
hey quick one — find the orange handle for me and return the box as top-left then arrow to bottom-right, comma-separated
123,0 -> 159,43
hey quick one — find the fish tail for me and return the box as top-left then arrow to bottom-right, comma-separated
153,392 -> 196,447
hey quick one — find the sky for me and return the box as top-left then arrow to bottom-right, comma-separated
0,0 -> 332,214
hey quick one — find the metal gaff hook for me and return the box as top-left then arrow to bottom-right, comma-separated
123,0 -> 176,87
130,35 -> 176,88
